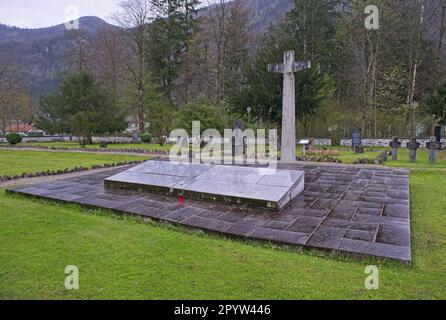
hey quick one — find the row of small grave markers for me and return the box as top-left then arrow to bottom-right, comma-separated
390,137 -> 442,163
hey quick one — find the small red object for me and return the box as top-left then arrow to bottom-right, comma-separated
178,195 -> 184,205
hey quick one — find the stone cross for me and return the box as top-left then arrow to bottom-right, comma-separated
389,137 -> 401,161
268,50 -> 311,163
426,137 -> 441,164
407,138 -> 420,163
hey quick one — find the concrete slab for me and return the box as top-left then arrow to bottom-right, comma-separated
105,161 -> 305,210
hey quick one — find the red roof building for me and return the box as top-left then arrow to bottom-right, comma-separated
5,121 -> 33,133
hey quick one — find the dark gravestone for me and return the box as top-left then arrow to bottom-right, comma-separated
352,128 -> 363,153
132,131 -> 139,144
389,137 -> 401,161
434,125 -> 442,143
407,138 -> 420,163
100,141 -> 108,149
426,137 -> 442,164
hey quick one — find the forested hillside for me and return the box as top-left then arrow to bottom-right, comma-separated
0,1 -> 293,97
0,16 -> 117,96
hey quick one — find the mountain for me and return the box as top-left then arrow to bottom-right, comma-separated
246,0 -> 293,35
0,16 -> 116,97
0,1 -> 295,98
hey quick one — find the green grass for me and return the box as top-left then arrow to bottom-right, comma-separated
298,146 -> 446,166
0,150 -> 148,177
0,169 -> 445,299
3,142 -> 173,152
387,149 -> 446,170
0,145 -> 445,299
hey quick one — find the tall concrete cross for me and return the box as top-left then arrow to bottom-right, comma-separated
268,50 -> 311,163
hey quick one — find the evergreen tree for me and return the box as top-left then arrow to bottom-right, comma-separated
147,0 -> 201,103
174,96 -> 224,135
229,0 -> 337,134
36,72 -> 127,144
34,94 -> 71,135
425,82 -> 446,127
144,73 -> 175,144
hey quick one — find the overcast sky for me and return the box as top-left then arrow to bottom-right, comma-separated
0,0 -> 122,28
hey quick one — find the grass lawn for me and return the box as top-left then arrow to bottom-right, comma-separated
2,142 -> 173,152
0,168 -> 445,299
387,149 -> 446,170
0,150 -> 148,177
0,145 -> 445,299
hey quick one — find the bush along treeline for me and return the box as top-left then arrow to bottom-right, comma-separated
31,0 -> 446,145
353,151 -> 392,165
0,160 -> 146,183
5,133 -> 23,145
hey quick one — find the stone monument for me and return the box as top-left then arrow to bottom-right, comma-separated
407,138 -> 420,162
389,137 -> 401,161
352,128 -> 363,154
105,161 -> 305,210
434,125 -> 442,143
268,50 -> 311,163
131,131 -> 139,144
426,137 -> 441,164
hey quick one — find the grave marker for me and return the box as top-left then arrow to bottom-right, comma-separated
352,128 -> 364,153
426,137 -> 442,164
434,125 -> 442,143
407,138 -> 420,162
389,137 -> 401,161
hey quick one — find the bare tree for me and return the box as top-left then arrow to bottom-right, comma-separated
89,26 -> 130,108
0,55 -> 33,135
196,0 -> 248,113
66,29 -> 90,73
407,0 -> 426,106
207,0 -> 231,109
436,0 -> 446,67
115,0 -> 153,134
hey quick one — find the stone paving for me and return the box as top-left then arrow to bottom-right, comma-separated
7,163 -> 412,263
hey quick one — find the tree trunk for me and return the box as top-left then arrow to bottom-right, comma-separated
86,132 -> 93,145
436,0 -> 446,72
137,46 -> 145,134
409,1 -> 425,105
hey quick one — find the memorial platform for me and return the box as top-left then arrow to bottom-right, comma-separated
7,163 -> 412,262
104,161 -> 305,210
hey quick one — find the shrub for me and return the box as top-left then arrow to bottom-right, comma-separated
141,133 -> 152,144
6,133 -> 23,145
173,96 -> 224,135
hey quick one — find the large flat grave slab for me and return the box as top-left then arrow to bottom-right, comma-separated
7,163 -> 411,263
104,161 -> 305,210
